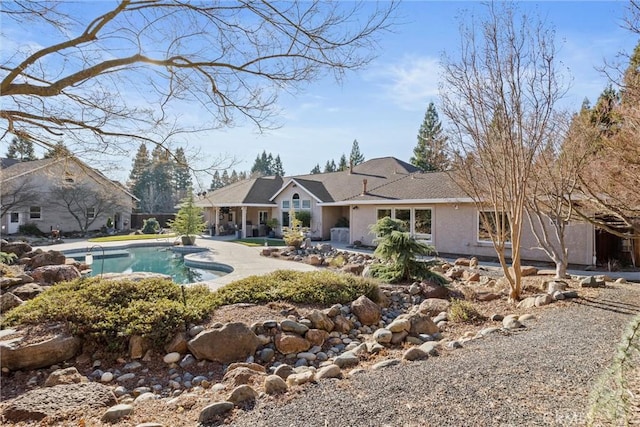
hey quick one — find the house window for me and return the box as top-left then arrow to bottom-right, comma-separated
292,193 -> 300,209
86,208 -> 96,219
29,206 -> 42,220
414,208 -> 432,239
259,211 -> 268,224
10,212 -> 19,223
282,200 -> 290,209
282,211 -> 290,227
377,209 -> 391,220
478,211 -> 511,243
302,199 -> 311,209
395,209 -> 411,230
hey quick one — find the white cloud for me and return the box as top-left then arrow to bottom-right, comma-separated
367,55 -> 441,111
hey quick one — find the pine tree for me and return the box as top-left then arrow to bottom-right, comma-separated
210,170 -> 224,190
338,154 -> 348,171
239,171 -> 248,180
148,146 -> 175,212
310,164 -> 321,174
43,141 -> 72,159
273,155 -> 285,176
230,170 -> 239,183
221,170 -> 230,186
6,136 -> 37,161
411,102 -> 449,171
349,139 -> 365,166
590,86 -> 620,136
323,159 -> 337,173
173,147 -> 192,200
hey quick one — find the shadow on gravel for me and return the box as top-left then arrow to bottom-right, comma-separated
571,296 -> 640,316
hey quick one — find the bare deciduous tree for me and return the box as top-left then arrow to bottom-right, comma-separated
49,183 -> 126,234
0,175 -> 40,218
1,1 -> 397,171
440,3 -> 568,301
525,112 -> 597,278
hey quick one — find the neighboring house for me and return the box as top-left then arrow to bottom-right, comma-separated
1,157 -> 137,236
197,156 -> 635,266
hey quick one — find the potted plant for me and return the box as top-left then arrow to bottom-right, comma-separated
168,190 -> 207,245
266,217 -> 279,238
106,217 -> 115,234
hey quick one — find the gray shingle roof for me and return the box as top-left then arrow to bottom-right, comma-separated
201,157 -> 466,205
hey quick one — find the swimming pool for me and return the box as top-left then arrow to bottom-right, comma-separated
66,246 -> 229,284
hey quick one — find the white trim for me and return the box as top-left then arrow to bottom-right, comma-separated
320,197 -> 474,206
195,202 -> 276,208
269,179 -> 323,203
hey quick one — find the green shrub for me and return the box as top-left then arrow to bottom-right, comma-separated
18,222 -> 45,237
328,254 -> 347,268
2,277 -> 217,351
295,210 -> 311,228
0,252 -> 18,265
213,270 -> 380,306
142,217 -> 160,234
448,299 -> 485,323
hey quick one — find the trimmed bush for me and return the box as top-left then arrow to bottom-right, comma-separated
18,222 -> 45,237
142,217 -> 160,234
212,270 -> 380,306
2,277 -> 217,351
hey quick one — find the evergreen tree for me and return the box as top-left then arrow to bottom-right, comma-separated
209,170 -> 224,190
173,147 -> 192,200
230,170 -> 239,183
323,159 -> 337,173
273,155 -> 285,176
43,141 -> 72,159
349,139 -> 365,166
221,170 -> 230,186
239,171 -> 248,180
411,102 -> 449,171
148,146 -> 175,212
129,144 -> 152,211
6,136 -> 37,161
338,154 -> 348,171
590,86 -> 620,135
310,164 -> 321,174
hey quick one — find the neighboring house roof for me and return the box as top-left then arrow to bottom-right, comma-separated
0,157 -> 138,201
199,156 -> 470,207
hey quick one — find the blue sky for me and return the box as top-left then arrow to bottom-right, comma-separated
189,1 -> 637,185
2,1 -> 637,187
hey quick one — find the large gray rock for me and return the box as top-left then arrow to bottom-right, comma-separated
2,382 -> 116,422
351,295 -> 381,325
228,384 -> 258,406
0,241 -> 32,258
418,298 -> 451,317
102,404 -> 134,422
0,277 -> 23,290
0,292 -> 23,312
30,264 -> 81,285
1,333 -> 81,371
198,401 -> 234,423
399,308 -> 439,336
264,375 -> 288,394
187,322 -> 261,364
10,283 -> 45,300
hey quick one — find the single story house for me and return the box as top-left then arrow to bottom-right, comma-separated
1,157 -> 137,236
196,156 -> 637,266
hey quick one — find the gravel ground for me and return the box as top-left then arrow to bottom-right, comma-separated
227,283 -> 640,427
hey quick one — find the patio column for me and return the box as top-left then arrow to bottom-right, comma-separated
241,206 -> 247,238
214,208 -> 220,236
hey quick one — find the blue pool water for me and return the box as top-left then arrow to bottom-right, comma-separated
67,246 -> 226,284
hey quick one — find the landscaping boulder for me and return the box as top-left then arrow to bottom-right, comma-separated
45,367 -> 88,387
0,241 -> 32,258
547,280 -> 568,294
187,322 -> 261,364
26,251 -> 66,269
351,295 -> 381,325
305,328 -> 329,347
0,292 -> 23,312
399,308 -> 439,336
10,283 -> 45,300
307,310 -> 334,332
274,333 -> 311,354
264,375 -> 288,395
0,277 -> 23,290
332,314 -> 353,333
30,265 -> 81,285
228,385 -> 258,406
418,298 -> 451,317
1,333 -> 82,371
341,263 -> 365,276
2,382 -> 116,423
421,282 -> 450,299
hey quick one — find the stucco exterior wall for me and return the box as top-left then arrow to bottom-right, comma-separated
272,183 -> 323,239
1,161 -> 134,236
322,206 -> 349,240
349,202 -> 594,266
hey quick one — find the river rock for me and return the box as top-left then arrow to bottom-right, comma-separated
198,401 -> 234,423
420,283 -> 450,299
547,280 -> 568,294
316,364 -> 342,380
44,367 -> 88,387
228,384 -> 258,406
333,352 -> 359,368
102,404 -> 134,422
403,347 -> 428,361
373,328 -> 392,344
305,329 -> 329,347
307,310 -> 335,332
274,333 -> 311,354
280,319 -> 309,335
286,370 -> 315,386
187,322 -> 261,364
264,375 -> 288,394
418,298 -> 451,316
274,364 -> 295,380
332,314 -> 353,333
351,295 -> 381,325
164,331 -> 188,354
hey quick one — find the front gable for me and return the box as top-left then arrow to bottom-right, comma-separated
270,179 -> 324,204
